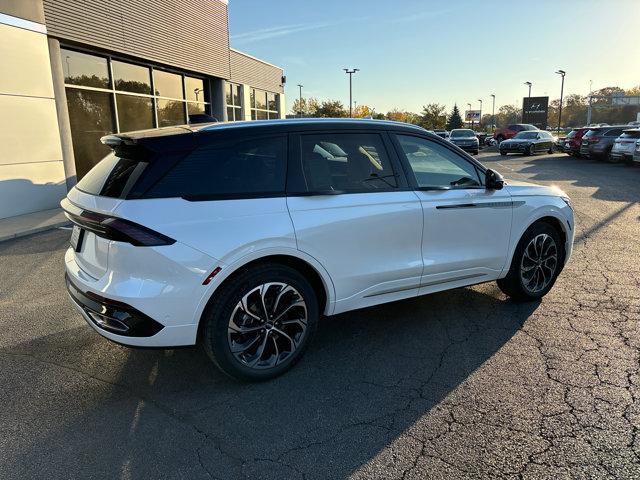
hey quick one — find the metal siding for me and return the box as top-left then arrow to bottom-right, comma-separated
43,0 -> 230,79
229,49 -> 283,94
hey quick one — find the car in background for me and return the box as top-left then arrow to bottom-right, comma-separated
579,126 -> 629,160
610,129 -> 640,163
634,139 -> 640,164
499,130 -> 554,156
448,128 -> 479,155
562,127 -> 590,156
433,129 -> 449,140
493,124 -> 537,143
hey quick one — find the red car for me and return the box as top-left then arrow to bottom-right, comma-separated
494,124 -> 538,142
562,127 -> 589,156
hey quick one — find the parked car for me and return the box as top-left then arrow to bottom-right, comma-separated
499,130 -> 555,156
448,128 -> 480,155
562,127 -> 590,156
579,126 -> 629,160
610,129 -> 640,163
494,124 -> 538,143
61,118 -> 574,381
634,139 -> 640,164
433,129 -> 450,140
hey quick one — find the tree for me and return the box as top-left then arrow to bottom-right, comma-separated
314,99 -> 347,118
386,109 -> 420,124
494,104 -> 521,128
353,104 -> 375,118
446,104 -> 463,130
290,97 -> 319,116
419,103 -> 447,129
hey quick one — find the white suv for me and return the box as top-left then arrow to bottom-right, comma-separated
62,119 -> 574,381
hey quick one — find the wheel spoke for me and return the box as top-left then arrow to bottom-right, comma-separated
240,289 -> 263,322
273,284 -> 295,316
273,299 -> 306,322
230,333 -> 261,354
272,326 -> 297,349
248,332 -> 270,367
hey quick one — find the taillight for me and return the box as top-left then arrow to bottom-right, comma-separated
64,208 -> 175,247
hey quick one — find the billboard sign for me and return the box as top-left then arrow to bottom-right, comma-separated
612,95 -> 640,106
465,110 -> 481,121
522,96 -> 549,129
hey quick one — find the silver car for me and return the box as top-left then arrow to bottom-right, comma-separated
611,129 -> 640,163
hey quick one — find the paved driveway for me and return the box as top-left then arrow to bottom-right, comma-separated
1,152 -> 639,479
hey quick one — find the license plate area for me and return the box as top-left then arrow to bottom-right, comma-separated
70,225 -> 85,252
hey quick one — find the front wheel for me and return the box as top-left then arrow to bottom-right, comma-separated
497,222 -> 563,302
500,151 -> 507,156
202,264 -> 319,381
525,144 -> 534,156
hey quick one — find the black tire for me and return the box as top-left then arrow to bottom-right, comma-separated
500,151 -> 507,156
547,147 -> 554,154
497,222 -> 564,302
525,144 -> 534,156
496,135 -> 505,143
202,263 -> 319,381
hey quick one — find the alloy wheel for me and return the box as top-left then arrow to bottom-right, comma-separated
227,283 -> 308,370
520,233 -> 558,293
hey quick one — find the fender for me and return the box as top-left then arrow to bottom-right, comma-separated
193,246 -> 337,324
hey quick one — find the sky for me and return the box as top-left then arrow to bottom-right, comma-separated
228,0 -> 640,115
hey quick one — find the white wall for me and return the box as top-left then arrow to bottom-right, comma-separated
0,16 -> 65,219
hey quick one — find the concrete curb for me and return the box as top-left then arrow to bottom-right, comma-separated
0,208 -> 71,243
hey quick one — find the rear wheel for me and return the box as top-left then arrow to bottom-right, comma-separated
500,151 -> 507,156
525,144 -> 535,156
202,264 -> 318,381
547,146 -> 554,154
497,222 -> 563,302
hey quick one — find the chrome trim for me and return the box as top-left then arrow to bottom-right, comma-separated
363,283 -> 421,298
421,273 -> 486,287
436,201 -> 520,210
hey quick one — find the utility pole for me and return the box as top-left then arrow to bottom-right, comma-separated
297,84 -> 303,117
467,103 -> 472,129
490,94 -> 496,132
555,70 -> 565,133
477,99 -> 483,129
524,81 -> 532,97
343,68 -> 359,117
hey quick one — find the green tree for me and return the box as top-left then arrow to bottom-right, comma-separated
419,103 -> 447,129
446,104 -> 463,130
290,97 -> 320,116
314,99 -> 347,117
386,109 -> 420,124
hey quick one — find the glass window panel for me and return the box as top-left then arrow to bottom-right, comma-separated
116,94 -> 154,131
233,85 -> 242,107
251,110 -> 257,120
185,77 -> 205,102
65,88 -> 115,179
256,110 -> 268,120
62,49 -> 110,89
154,70 -> 183,99
267,92 -> 277,111
225,83 -> 233,105
251,89 -> 256,109
157,99 -> 186,127
254,89 -> 266,110
187,102 -> 206,115
227,106 -> 235,121
112,60 -> 151,94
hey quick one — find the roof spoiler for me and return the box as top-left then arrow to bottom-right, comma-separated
100,134 -> 137,147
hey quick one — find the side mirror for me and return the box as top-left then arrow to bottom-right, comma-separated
485,169 -> 504,190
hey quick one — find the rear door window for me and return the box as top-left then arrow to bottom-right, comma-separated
145,136 -> 286,200
605,128 -> 624,137
75,152 -> 149,198
299,133 -> 397,193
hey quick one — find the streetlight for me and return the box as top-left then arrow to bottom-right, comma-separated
477,99 -> 483,129
194,88 -> 202,102
524,81 -> 532,97
490,94 -> 496,132
297,84 -> 304,118
343,68 -> 359,117
555,70 -> 566,133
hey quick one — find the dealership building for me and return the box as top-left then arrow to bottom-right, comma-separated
0,0 -> 285,221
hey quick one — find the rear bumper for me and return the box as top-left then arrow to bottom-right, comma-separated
610,151 -> 633,161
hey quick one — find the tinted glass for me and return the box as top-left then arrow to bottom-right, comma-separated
514,132 -> 538,139
233,85 -> 242,106
157,99 -> 186,127
66,88 -> 115,179
254,89 -> 266,109
396,135 -> 481,189
145,136 -> 286,199
450,129 -> 475,138
620,131 -> 640,139
112,61 -> 151,94
606,128 -> 623,136
154,70 -> 183,99
268,92 -> 277,111
566,130 -> 577,138
76,152 -> 148,198
62,49 -> 110,88
583,129 -> 600,138
300,133 -> 397,192
187,102 -> 206,115
116,94 -> 154,131
225,83 -> 233,105
185,77 -> 205,102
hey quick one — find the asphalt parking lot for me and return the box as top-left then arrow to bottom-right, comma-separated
1,151 -> 639,479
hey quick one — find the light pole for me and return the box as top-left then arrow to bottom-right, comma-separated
194,88 -> 202,102
467,103 -> 472,129
297,84 -> 303,117
490,94 -> 496,132
343,68 -> 359,117
477,99 -> 483,129
524,81 -> 532,97
555,70 -> 565,133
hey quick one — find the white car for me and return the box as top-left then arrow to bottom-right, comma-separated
62,119 -> 574,381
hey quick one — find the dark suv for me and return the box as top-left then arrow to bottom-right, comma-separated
580,126 -> 629,160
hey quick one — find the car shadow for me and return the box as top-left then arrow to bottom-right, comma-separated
2,276 -> 540,479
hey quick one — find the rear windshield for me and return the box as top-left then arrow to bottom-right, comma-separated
620,131 -> 640,139
522,124 -> 538,131
583,129 -> 600,138
450,130 -> 475,138
75,153 -> 148,198
566,130 -> 577,138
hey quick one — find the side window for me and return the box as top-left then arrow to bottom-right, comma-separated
509,125 -> 521,132
299,133 -> 397,192
395,135 -> 482,189
607,129 -> 623,137
145,136 -> 286,199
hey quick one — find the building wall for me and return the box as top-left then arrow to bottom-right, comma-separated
229,49 -> 284,95
0,8 -> 66,219
42,0 -> 231,79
